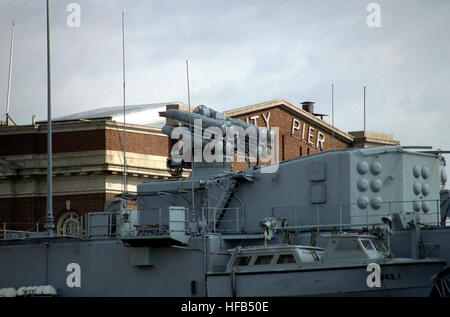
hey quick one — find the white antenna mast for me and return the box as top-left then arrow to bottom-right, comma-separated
331,83 -> 335,151
44,0 -> 55,235
186,60 -> 195,216
364,86 -> 366,132
122,12 -> 127,197
5,20 -> 15,126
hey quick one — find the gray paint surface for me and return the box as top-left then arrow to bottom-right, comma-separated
0,145 -> 449,296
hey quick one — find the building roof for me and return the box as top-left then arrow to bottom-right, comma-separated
43,102 -> 185,127
349,130 -> 399,147
224,99 -> 354,142
35,99 -> 397,146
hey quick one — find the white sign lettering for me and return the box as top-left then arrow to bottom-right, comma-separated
307,126 -> 315,145
250,116 -> 259,126
261,112 -> 271,128
317,131 -> 325,150
290,118 -> 327,149
291,118 -> 301,136
245,112 -> 327,151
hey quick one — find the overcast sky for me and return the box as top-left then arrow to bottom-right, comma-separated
0,0 -> 449,178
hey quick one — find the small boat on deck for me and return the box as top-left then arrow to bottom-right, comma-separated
206,233 -> 445,297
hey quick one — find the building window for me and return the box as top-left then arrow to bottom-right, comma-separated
300,146 -> 302,157
281,135 -> 285,161
307,147 -> 310,155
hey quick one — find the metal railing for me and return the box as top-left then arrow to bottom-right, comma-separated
200,199 -> 445,235
1,221 -> 46,240
1,199 -> 448,240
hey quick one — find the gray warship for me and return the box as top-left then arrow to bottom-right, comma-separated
0,104 -> 449,297
2,1 -> 449,298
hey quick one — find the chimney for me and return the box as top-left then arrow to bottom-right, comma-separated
301,101 -> 315,114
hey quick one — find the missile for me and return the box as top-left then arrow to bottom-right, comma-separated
194,105 -> 272,140
163,109 -> 228,134
163,124 -> 256,157
163,106 -> 272,140
160,105 -> 274,158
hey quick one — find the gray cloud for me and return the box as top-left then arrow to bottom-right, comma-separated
0,0 -> 449,176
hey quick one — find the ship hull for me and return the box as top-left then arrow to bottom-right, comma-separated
0,228 -> 449,297
0,238 -> 206,297
206,261 -> 444,297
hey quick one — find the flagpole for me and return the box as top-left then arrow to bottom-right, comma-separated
186,60 -> 195,217
5,20 -> 15,126
122,12 -> 127,197
332,83 -> 335,151
44,0 -> 55,235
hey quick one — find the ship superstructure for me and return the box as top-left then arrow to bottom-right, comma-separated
0,105 -> 449,297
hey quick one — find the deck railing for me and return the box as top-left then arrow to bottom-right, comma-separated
1,199 -> 448,240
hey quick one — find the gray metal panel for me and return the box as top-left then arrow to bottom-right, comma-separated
87,213 -> 114,238
308,161 -> 327,181
310,183 -> 327,204
0,239 -> 206,296
130,247 -> 154,266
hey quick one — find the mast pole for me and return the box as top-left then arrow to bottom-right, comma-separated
122,12 -> 127,197
331,83 -> 335,150
5,20 -> 15,126
44,0 -> 55,235
364,86 -> 366,132
186,60 -> 195,217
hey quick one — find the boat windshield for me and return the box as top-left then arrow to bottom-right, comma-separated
254,255 -> 274,265
276,254 -> 297,264
233,256 -> 251,267
361,239 -> 374,250
335,239 -> 362,251
372,239 -> 388,253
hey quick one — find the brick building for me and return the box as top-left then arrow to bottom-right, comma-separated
0,99 -> 398,233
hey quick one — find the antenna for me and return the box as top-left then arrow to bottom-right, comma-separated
186,60 -> 191,122
44,0 -> 55,235
331,83 -> 335,150
122,12 -> 127,197
363,86 -> 366,132
5,20 -> 15,126
186,59 -> 195,217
